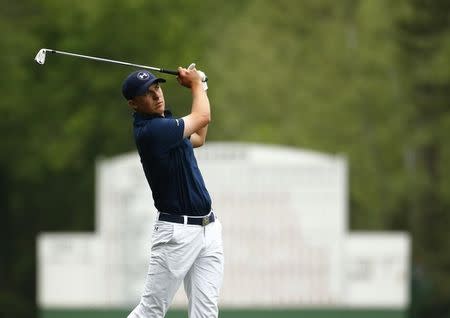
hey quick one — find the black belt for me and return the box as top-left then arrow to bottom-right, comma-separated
158,212 -> 215,226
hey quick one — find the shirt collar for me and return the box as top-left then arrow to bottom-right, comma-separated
133,109 -> 173,122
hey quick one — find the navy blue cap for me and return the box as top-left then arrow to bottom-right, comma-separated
122,70 -> 166,100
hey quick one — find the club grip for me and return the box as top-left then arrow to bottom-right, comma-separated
159,69 -> 179,76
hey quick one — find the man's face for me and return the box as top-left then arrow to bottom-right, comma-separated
129,83 -> 165,115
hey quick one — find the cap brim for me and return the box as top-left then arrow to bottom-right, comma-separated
135,77 -> 166,97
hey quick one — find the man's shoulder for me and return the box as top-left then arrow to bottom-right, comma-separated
133,110 -> 177,125
133,111 -> 184,148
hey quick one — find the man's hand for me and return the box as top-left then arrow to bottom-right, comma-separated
177,66 -> 203,89
188,63 -> 208,91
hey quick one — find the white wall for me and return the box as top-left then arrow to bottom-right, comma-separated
37,142 -> 409,309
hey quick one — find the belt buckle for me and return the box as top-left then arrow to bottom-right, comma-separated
202,216 -> 210,226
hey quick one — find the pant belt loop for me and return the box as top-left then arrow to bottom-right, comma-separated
183,215 -> 188,225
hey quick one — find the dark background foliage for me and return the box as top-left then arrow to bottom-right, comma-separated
1,0 -> 449,317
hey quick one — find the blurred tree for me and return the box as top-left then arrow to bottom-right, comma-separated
0,0 -> 448,317
205,0 -> 406,229
394,0 -> 450,317
206,1 -> 449,316
0,0 -> 240,317
0,1 -> 46,317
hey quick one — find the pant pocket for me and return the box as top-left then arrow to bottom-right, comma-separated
148,222 -> 176,274
151,221 -> 175,248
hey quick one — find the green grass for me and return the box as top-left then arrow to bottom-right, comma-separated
41,307 -> 406,318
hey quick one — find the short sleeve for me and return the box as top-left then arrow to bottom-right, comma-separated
137,117 -> 185,154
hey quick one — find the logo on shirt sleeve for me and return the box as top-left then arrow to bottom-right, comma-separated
175,119 -> 180,126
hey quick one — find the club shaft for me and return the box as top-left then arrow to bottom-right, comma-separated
47,49 -> 179,75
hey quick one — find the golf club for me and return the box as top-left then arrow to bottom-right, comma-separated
34,48 -> 181,76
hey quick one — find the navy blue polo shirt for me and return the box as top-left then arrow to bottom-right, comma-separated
133,110 -> 212,216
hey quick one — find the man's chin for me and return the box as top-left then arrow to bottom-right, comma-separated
156,104 -> 165,113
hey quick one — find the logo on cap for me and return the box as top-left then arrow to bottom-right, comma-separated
137,72 -> 150,80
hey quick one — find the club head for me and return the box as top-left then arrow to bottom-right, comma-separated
34,49 -> 47,65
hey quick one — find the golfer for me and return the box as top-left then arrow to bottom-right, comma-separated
122,66 -> 224,318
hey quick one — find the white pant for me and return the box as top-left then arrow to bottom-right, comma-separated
128,215 -> 224,318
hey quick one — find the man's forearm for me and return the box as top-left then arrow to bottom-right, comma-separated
191,84 -> 210,122
178,67 -> 211,139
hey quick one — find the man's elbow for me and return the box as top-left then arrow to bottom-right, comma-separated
198,113 -> 211,127
191,134 -> 207,148
196,139 -> 206,148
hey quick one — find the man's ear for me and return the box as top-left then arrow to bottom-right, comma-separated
128,99 -> 138,111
